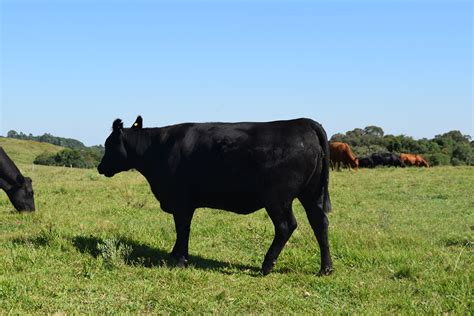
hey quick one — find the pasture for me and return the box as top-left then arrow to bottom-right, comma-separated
0,159 -> 472,313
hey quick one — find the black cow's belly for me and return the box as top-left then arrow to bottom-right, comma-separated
150,178 -> 265,214
196,190 -> 264,214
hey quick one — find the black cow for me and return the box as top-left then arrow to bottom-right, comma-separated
98,116 -> 332,275
0,147 -> 35,212
358,156 -> 374,168
371,153 -> 405,168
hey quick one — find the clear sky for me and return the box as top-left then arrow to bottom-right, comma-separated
1,0 -> 472,146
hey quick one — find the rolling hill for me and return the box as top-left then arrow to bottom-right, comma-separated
0,137 -> 64,164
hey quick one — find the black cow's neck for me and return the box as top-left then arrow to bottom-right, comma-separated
0,147 -> 22,187
0,178 -> 12,191
123,128 -> 162,173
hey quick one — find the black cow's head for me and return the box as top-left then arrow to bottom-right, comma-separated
3,175 -> 35,212
97,116 -> 142,177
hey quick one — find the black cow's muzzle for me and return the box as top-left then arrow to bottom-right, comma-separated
97,165 -> 114,177
97,164 -> 105,175
19,207 -> 35,212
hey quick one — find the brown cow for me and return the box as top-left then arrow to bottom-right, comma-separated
330,142 -> 358,171
400,153 -> 429,167
400,153 -> 417,166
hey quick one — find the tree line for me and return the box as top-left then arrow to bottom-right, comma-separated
7,130 -> 87,149
7,130 -> 104,169
330,126 -> 473,166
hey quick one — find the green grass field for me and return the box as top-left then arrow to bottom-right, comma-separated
0,141 -> 472,313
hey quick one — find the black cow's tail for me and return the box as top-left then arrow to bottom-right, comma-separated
312,120 -> 332,213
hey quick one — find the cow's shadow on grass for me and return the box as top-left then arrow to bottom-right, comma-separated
72,235 -> 261,275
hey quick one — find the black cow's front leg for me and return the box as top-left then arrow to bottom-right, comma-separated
171,210 -> 194,267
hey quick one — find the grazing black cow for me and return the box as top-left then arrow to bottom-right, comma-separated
371,153 -> 405,168
0,147 -> 35,212
98,116 -> 333,275
358,156 -> 374,168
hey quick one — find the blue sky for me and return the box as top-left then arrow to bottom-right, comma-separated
1,0 -> 472,146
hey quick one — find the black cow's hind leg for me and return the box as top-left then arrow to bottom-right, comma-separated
171,210 -> 195,267
299,196 -> 333,275
261,204 -> 297,275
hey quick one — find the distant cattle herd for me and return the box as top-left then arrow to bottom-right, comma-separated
329,142 -> 429,170
0,117 -> 434,276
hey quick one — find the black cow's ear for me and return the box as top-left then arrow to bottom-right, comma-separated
112,119 -> 123,131
131,116 -> 143,129
15,174 -> 25,187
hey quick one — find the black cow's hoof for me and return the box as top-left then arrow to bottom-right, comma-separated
261,261 -> 275,276
176,257 -> 188,268
170,251 -> 188,268
261,267 -> 272,276
317,267 -> 333,276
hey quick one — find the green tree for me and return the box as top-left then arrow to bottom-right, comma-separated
7,130 -> 19,138
33,148 -> 102,169
364,126 -> 384,137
